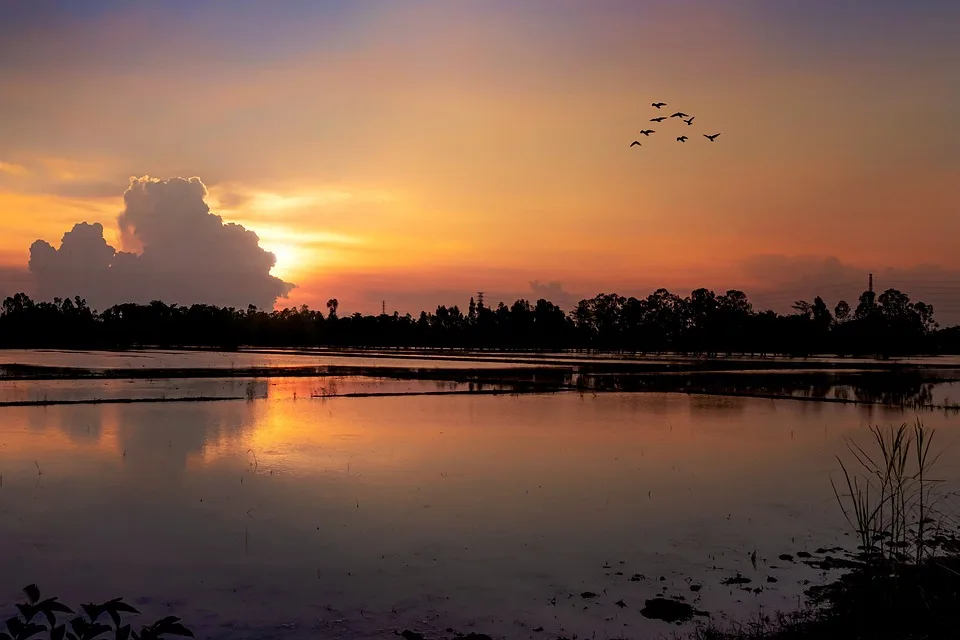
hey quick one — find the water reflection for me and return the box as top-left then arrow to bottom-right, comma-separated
0,392 -> 958,640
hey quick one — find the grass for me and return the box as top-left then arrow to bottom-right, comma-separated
689,418 -> 960,640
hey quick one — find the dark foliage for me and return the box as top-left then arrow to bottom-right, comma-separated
690,556 -> 960,640
2,585 -> 193,640
0,287 -> 952,356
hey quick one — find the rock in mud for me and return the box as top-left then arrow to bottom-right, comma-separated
767,576 -> 778,583
689,584 -> 702,592
400,631 -> 425,640
778,554 -> 794,562
721,573 -> 752,586
796,551 -> 812,558
640,598 -> 708,624
581,591 -> 598,599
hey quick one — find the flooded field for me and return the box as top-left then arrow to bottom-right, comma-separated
1,351 -> 960,639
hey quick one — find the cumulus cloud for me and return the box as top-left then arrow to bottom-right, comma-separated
28,176 -> 294,310
528,280 -> 578,309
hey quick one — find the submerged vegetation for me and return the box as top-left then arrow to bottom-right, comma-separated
0,286 -> 955,355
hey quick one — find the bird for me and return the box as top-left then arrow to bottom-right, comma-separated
670,111 -> 688,118
652,102 -> 667,109
677,136 -> 688,142
650,116 -> 667,122
704,133 -> 721,142
683,116 -> 695,126
629,141 -> 642,147
639,129 -> 655,136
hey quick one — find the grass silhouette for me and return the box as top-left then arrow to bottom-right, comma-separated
689,419 -> 960,640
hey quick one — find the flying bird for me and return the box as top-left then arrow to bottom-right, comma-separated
629,141 -> 642,147
639,129 -> 655,136
677,136 -> 688,142
652,102 -> 667,109
683,116 -> 695,126
704,133 -> 721,142
650,116 -> 667,122
670,112 -> 689,118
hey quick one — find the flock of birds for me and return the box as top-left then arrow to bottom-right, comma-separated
629,102 -> 721,148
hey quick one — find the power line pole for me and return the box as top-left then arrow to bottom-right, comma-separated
381,300 -> 386,315
477,291 -> 485,309
868,273 -> 873,293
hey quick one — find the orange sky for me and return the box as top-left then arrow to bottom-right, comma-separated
1,1 -> 958,317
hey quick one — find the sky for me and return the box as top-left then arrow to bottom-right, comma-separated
1,1 -> 959,321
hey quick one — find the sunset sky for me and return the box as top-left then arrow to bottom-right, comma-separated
1,1 -> 959,320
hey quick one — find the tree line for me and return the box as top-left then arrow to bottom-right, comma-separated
0,287 -> 956,356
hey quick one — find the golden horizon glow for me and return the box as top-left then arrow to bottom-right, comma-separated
1,2 -> 958,318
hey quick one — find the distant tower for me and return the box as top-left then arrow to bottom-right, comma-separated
477,291 -> 485,309
868,273 -> 873,293
381,300 -> 386,315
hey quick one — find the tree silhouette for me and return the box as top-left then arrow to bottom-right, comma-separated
0,286 -> 952,355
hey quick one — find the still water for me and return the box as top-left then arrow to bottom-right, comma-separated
1,387 -> 959,639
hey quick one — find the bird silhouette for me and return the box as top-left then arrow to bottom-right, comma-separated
652,102 -> 667,109
629,141 -> 642,147
670,111 -> 689,118
683,116 -> 695,126
677,136 -> 688,142
639,129 -> 655,136
704,133 -> 721,142
650,116 -> 667,122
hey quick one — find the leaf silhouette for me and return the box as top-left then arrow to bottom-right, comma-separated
16,604 -> 37,623
0,632 -> 13,640
20,623 -> 47,640
41,611 -> 56,629
65,633 -> 77,640
41,601 -> 74,616
6,618 -> 24,636
37,600 -> 74,628
80,606 -> 102,623
88,623 -> 112,639
154,619 -> 179,628
51,625 -> 66,640
69,618 -> 87,636
105,613 -> 119,629
115,625 -> 130,640
166,624 -> 192,638
23,586 -> 41,606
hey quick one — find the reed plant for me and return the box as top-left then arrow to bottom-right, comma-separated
830,418 -> 950,567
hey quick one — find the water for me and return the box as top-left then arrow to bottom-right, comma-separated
1,357 -> 960,639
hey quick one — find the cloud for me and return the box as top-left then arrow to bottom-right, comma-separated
0,161 -> 31,177
528,280 -> 578,309
28,176 -> 294,310
0,266 -> 34,299
740,255 -> 960,326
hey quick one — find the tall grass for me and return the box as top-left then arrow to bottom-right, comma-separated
830,418 -> 947,567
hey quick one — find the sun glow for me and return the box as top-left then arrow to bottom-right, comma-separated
262,242 -> 300,281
